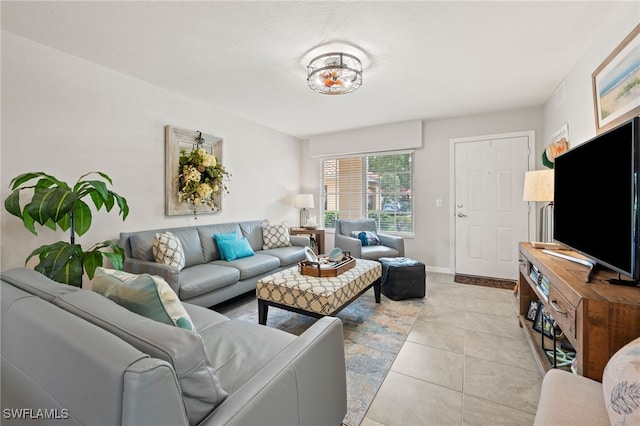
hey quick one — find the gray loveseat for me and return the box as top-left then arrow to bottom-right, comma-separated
119,220 -> 309,307
1,267 -> 347,425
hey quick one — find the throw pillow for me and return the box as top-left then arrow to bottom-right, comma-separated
152,231 -> 185,270
213,231 -> 240,260
350,230 -> 382,246
262,221 -> 292,249
92,267 -> 195,331
215,236 -> 255,262
602,336 -> 640,426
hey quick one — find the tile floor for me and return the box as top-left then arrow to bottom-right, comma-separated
361,272 -> 543,426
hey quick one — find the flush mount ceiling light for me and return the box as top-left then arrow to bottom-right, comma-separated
306,52 -> 363,95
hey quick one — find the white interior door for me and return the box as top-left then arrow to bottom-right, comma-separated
453,133 -> 532,280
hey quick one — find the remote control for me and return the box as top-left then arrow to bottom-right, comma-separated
531,242 -> 565,250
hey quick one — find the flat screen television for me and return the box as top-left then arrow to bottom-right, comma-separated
553,116 -> 640,284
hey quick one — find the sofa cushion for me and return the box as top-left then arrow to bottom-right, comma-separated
51,289 -> 227,425
178,263 -> 240,300
262,221 -> 292,250
169,228 -> 206,268
92,267 -> 194,331
603,337 -> 640,426
198,223 -> 242,262
260,246 -> 306,267
240,220 -> 265,252
196,317 -> 296,394
130,233 -> 155,261
153,232 -> 186,270
213,253 -> 281,281
0,267 -> 80,302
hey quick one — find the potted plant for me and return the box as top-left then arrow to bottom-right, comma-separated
4,171 -> 129,287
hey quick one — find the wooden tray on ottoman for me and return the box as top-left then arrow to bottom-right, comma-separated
298,255 -> 356,278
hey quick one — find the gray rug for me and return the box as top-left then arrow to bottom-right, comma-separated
216,291 -> 426,426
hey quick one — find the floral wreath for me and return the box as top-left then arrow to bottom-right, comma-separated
178,146 -> 230,211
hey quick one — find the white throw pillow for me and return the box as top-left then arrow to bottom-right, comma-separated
262,221 -> 292,250
602,336 -> 640,426
153,231 -> 185,270
92,267 -> 195,332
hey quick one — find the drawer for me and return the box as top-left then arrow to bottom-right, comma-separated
547,285 -> 577,340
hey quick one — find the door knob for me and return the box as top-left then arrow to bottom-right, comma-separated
457,212 -> 467,217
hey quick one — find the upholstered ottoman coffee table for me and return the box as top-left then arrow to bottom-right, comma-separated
256,259 -> 382,325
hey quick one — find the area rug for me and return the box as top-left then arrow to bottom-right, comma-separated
219,291 -> 425,426
454,274 -> 516,290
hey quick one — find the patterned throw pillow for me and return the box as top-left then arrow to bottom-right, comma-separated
602,336 -> 640,426
153,231 -> 185,270
350,230 -> 382,246
262,222 -> 292,250
92,267 -> 195,331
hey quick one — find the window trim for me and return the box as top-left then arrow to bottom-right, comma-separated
320,150 -> 415,236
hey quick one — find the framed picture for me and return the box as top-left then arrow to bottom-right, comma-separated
533,306 -> 554,338
525,300 -> 540,322
592,23 -> 640,134
165,125 -> 224,216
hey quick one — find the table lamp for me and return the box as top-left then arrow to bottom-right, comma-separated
294,194 -> 314,227
523,169 -> 554,242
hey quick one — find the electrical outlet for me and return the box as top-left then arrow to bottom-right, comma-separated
436,198 -> 443,208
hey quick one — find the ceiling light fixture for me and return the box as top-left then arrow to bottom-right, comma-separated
306,52 -> 363,95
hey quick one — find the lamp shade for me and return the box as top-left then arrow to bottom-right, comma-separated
523,170 -> 554,202
294,194 -> 314,209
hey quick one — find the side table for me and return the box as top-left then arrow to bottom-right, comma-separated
290,228 -> 325,255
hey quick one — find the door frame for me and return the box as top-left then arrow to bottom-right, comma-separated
448,130 -> 536,275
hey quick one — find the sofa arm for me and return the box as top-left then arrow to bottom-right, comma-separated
290,235 -> 311,247
122,258 -> 180,293
203,317 -> 347,426
379,234 -> 405,257
335,234 -> 362,258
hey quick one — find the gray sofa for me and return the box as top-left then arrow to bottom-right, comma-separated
1,267 -> 347,425
119,220 -> 309,307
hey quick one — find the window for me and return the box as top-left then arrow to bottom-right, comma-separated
322,151 -> 413,233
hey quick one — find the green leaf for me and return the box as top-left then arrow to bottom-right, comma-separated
72,200 -> 92,237
22,212 -> 37,235
82,251 -> 103,279
52,257 -> 83,287
4,189 -> 23,218
88,189 -> 105,211
9,172 -> 48,190
111,192 -> 129,220
25,189 -> 55,225
29,242 -> 83,286
85,180 -> 109,202
45,187 -> 77,223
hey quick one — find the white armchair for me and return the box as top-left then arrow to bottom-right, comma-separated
334,219 -> 405,260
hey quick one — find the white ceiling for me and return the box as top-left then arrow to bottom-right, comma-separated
1,1 -> 628,138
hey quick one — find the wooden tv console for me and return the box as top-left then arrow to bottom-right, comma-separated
518,242 -> 640,381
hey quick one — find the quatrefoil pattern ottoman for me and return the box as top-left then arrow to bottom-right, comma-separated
256,259 -> 382,315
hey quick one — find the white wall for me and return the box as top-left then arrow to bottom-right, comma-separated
543,3 -> 639,148
1,32 -> 303,271
303,107 -> 543,272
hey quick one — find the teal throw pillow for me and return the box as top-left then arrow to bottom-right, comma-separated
215,236 -> 255,261
92,267 -> 195,331
350,230 -> 382,246
214,231 -> 240,260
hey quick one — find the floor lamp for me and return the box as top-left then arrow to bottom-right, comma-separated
523,170 -> 554,243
